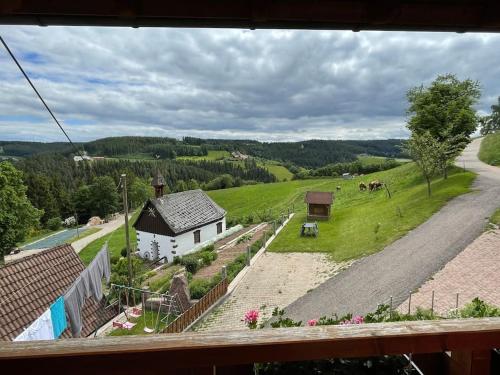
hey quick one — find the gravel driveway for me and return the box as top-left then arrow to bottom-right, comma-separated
283,138 -> 500,321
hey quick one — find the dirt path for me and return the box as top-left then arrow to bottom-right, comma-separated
283,138 -> 500,320
194,224 -> 269,280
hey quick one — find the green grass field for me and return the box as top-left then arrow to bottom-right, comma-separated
79,210 -> 140,265
257,162 -> 294,181
479,133 -> 500,166
209,163 -> 475,261
177,150 -> 229,161
108,310 -> 171,336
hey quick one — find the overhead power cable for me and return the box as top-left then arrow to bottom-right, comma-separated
0,35 -> 86,160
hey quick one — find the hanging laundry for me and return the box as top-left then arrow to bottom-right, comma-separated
64,244 -> 111,337
14,309 -> 54,342
50,296 -> 67,338
87,245 -> 111,300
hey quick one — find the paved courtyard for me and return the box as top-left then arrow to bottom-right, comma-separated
398,229 -> 500,316
194,252 -> 351,332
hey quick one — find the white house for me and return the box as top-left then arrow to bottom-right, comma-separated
133,172 -> 226,263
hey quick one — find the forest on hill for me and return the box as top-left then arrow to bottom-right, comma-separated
0,136 -> 404,168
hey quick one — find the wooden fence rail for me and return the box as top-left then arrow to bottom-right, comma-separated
164,277 -> 229,333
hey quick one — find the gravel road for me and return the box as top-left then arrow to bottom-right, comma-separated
283,138 -> 500,320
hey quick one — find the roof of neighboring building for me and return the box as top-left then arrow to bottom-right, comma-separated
0,244 -> 109,341
304,191 -> 334,205
146,189 -> 226,235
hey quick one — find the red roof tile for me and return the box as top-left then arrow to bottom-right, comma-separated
0,244 -> 110,341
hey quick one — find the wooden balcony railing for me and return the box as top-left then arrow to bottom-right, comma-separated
1,318 -> 500,374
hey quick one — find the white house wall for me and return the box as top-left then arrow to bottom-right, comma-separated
136,217 -> 226,263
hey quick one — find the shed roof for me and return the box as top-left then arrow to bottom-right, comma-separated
148,189 -> 226,234
0,244 -> 108,341
304,191 -> 334,205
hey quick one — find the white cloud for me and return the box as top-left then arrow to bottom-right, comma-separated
0,27 -> 499,142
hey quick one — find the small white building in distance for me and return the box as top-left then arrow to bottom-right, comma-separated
133,171 -> 226,263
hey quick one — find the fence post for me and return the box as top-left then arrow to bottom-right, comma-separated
273,221 -> 276,235
408,292 -> 412,315
246,246 -> 251,266
263,232 -> 267,249
431,290 -> 435,314
389,296 -> 393,319
456,293 -> 459,309
221,265 -> 227,280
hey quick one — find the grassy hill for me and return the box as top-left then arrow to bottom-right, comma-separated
208,163 -> 475,262
479,133 -> 500,166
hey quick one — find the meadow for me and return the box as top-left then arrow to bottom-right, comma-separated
209,163 -> 475,262
478,133 -> 500,166
79,210 -> 140,265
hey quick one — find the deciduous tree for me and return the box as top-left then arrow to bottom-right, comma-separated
0,162 -> 42,264
404,133 -> 441,197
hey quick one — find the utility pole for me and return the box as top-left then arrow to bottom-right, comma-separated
121,174 -> 133,288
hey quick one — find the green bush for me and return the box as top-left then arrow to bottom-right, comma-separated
46,217 -> 62,231
172,255 -> 181,265
110,255 -> 120,265
182,257 -> 200,274
120,247 -> 128,257
189,278 -> 212,299
200,251 -> 214,266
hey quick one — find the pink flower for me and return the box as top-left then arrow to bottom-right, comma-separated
307,319 -> 318,326
244,310 -> 259,329
339,315 -> 364,325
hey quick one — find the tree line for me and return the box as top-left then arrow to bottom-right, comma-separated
10,153 -> 275,228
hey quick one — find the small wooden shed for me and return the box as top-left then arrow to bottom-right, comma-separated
304,191 -> 334,220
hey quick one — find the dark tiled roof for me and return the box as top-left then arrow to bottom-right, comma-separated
0,244 -> 108,341
150,189 -> 226,234
304,191 -> 334,205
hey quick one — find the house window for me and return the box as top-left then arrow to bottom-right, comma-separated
217,222 -> 223,234
194,230 -> 201,244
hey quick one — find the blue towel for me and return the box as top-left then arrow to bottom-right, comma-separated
50,296 -> 67,338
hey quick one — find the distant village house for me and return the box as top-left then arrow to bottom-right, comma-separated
133,171 -> 226,262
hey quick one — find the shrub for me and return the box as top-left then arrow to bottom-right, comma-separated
46,217 -> 62,231
120,247 -> 128,258
172,256 -> 181,265
182,257 -> 200,274
189,278 -> 212,299
201,244 -> 215,252
200,251 -> 214,266
110,255 -> 120,265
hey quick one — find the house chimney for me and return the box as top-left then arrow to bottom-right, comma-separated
151,170 -> 166,198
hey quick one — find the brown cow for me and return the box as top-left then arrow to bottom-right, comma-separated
359,182 -> 367,191
368,180 -> 384,192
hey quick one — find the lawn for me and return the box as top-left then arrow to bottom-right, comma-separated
108,310 -> 172,336
79,210 -> 140,265
209,163 -> 475,261
478,133 -> 500,166
491,208 -> 500,226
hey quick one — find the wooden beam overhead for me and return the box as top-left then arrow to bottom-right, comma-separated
1,1 -> 500,32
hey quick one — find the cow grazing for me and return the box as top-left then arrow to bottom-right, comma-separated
368,180 -> 384,192
359,182 -> 367,191
336,186 -> 341,192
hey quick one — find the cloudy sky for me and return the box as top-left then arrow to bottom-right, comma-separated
0,26 -> 499,142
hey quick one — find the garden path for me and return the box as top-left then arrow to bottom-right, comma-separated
194,253 -> 351,332
397,228 -> 500,315
282,138 -> 500,321
194,224 -> 269,280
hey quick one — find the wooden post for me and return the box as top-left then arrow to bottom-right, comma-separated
221,266 -> 227,280
456,293 -> 459,309
273,221 -> 276,235
431,291 -> 435,314
121,174 -> 132,288
408,292 -> 412,315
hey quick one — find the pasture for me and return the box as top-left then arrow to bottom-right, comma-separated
209,163 -> 475,261
478,133 -> 500,166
